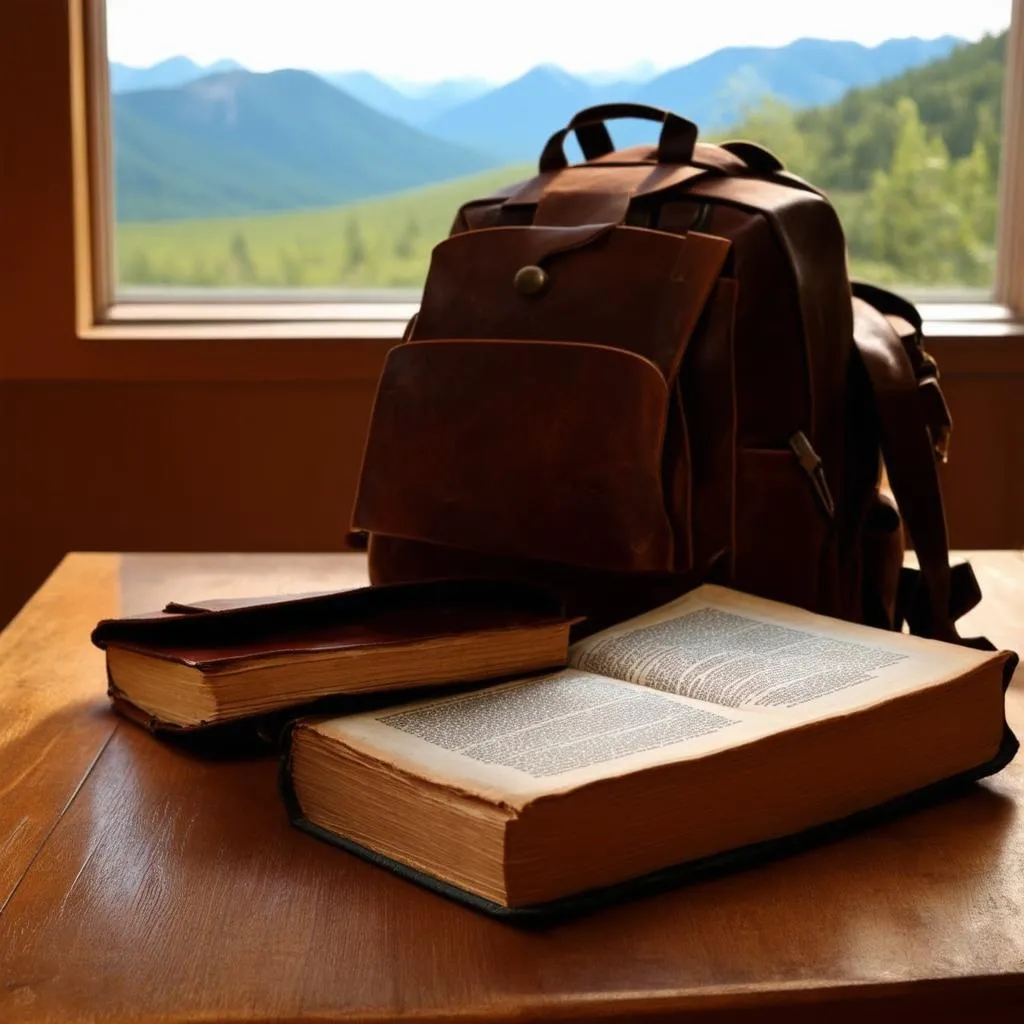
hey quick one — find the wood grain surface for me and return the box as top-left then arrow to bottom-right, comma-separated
1,553 -> 1022,1023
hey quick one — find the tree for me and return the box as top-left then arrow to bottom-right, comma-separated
954,139 -> 996,234
393,217 -> 421,260
721,99 -> 819,181
229,231 -> 257,283
279,249 -> 306,286
344,219 -> 367,272
867,99 -> 953,282
973,103 -> 1002,187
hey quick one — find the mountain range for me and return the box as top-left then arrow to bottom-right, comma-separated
110,56 -> 246,93
114,71 -> 491,221
426,36 -> 962,159
111,35 -> 968,221
323,72 -> 492,127
634,36 -> 962,127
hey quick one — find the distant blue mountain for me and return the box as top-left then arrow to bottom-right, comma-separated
110,35 -> 969,220
400,77 -> 495,108
633,36 -> 962,130
113,70 -> 494,220
321,71 -> 415,123
426,64 -> 625,162
110,56 -> 245,93
578,61 -> 660,87
324,72 -> 491,126
427,36 -> 963,158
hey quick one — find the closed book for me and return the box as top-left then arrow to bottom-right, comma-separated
92,578 -> 573,733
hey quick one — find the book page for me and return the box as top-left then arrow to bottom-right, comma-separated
312,668 -> 781,802
570,584 -> 995,721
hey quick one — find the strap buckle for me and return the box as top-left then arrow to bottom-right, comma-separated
789,431 -> 835,519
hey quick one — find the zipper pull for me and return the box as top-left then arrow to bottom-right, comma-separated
789,431 -> 835,519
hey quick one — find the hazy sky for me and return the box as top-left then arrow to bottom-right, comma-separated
106,0 -> 1013,83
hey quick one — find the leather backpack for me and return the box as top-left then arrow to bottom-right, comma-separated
351,103 -> 984,644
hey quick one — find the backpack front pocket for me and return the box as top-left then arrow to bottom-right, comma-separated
353,338 -> 684,574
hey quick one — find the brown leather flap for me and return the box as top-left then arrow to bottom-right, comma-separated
353,339 -> 680,573
413,226 -> 730,381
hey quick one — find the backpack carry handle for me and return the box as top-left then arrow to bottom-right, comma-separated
539,104 -> 699,172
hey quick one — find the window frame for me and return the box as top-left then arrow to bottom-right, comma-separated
73,0 -> 422,343
997,0 -> 1024,316
62,0 -> 1024,349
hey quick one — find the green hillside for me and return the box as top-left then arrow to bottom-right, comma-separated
114,70 -> 493,221
725,30 -> 1006,286
795,30 -> 1007,190
117,165 -> 531,288
114,104 -> 346,222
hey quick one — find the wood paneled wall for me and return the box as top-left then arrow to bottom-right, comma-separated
0,380 -> 378,626
937,373 -> 1024,549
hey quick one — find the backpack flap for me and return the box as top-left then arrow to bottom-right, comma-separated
353,224 -> 730,575
413,225 -> 729,377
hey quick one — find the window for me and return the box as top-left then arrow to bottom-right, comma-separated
87,0 -> 1022,323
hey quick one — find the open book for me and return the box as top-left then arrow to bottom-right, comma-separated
282,585 -> 1017,917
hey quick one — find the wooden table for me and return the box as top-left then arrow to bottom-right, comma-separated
1,553 -> 1022,1023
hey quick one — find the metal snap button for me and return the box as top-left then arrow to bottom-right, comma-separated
514,265 -> 548,296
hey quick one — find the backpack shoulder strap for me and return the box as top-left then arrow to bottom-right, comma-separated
851,284 -> 990,649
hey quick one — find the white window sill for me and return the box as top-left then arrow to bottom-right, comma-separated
89,297 -> 1023,343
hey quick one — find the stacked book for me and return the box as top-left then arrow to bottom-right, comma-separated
93,578 -> 1018,919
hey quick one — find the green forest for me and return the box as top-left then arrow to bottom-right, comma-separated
117,31 -> 1007,291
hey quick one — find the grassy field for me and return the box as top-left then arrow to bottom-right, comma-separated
116,167 -> 967,292
116,165 -> 532,289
